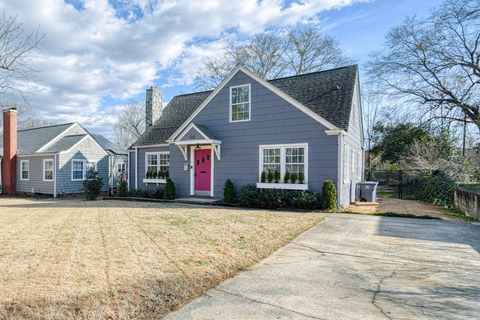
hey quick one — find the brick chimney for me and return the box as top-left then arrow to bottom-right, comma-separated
145,86 -> 162,128
2,107 -> 17,195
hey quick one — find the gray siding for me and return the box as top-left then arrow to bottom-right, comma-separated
340,77 -> 364,206
16,156 -> 55,194
179,127 -> 204,141
134,146 -> 170,191
128,151 -> 135,189
170,70 -> 339,198
57,137 -> 109,194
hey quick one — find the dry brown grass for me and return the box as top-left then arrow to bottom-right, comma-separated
0,198 -> 322,319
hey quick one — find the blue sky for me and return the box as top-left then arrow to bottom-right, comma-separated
0,0 -> 444,139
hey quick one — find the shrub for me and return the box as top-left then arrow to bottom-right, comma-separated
239,184 -> 261,208
290,173 -> 297,184
128,189 -> 146,198
223,179 -> 236,204
118,181 -> 128,197
261,171 -> 267,183
274,170 -> 280,183
298,172 -> 304,184
164,178 -> 176,200
409,172 -> 457,208
165,171 -> 170,179
320,180 -> 337,211
267,170 -> 274,183
153,187 -> 164,199
238,184 -> 319,210
284,170 -> 290,183
290,191 -> 320,210
158,171 -> 164,179
83,168 -> 104,201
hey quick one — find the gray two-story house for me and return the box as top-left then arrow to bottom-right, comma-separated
1,109 -> 127,197
129,64 -> 364,207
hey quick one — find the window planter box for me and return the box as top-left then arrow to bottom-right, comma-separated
256,183 -> 308,190
143,178 -> 167,184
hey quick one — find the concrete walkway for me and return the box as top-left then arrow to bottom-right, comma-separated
165,214 -> 480,319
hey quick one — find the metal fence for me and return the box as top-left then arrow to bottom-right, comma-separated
367,170 -> 431,199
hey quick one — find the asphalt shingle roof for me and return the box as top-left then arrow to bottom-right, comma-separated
17,123 -> 75,154
132,91 -> 212,147
132,65 -> 358,147
92,134 -> 127,155
44,134 -> 87,153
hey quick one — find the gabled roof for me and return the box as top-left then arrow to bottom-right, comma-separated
17,123 -> 75,154
0,122 -> 122,156
131,91 -> 212,147
92,134 -> 127,155
44,134 -> 87,153
132,65 -> 358,147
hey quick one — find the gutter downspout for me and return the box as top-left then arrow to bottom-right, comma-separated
135,147 -> 138,190
337,134 -> 343,209
54,153 -> 57,198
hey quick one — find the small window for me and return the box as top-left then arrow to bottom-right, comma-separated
72,160 -> 86,181
117,163 -> 126,173
20,160 -> 29,180
230,84 -> 250,122
43,159 -> 54,181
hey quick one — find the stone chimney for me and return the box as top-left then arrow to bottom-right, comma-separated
145,86 -> 162,128
2,107 -> 17,195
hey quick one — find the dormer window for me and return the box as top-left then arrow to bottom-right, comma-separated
230,84 -> 251,122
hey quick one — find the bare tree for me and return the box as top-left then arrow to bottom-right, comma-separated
195,26 -> 352,89
113,103 -> 145,147
367,0 -> 480,132
0,12 -> 43,108
18,116 -> 53,129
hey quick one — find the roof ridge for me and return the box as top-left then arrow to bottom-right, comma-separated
268,64 -> 358,82
174,90 -> 213,98
18,122 -> 75,132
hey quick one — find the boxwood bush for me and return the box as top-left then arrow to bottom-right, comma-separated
238,184 -> 320,210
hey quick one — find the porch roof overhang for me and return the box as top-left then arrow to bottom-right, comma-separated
170,123 -> 222,161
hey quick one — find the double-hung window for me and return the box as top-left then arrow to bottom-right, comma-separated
145,152 -> 170,178
43,159 -> 54,181
259,144 -> 308,188
20,160 -> 29,180
230,84 -> 250,122
72,160 -> 86,181
117,163 -> 126,173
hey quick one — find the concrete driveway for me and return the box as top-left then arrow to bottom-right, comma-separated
166,214 -> 480,320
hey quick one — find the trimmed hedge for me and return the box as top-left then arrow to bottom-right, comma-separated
238,184 -> 320,210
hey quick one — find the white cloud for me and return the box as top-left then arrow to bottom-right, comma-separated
0,0 -> 363,136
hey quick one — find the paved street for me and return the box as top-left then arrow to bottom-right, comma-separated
166,214 -> 480,319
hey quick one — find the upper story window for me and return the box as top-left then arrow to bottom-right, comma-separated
43,159 -> 54,181
20,160 -> 29,181
230,84 -> 251,122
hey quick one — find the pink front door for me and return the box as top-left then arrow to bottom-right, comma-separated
194,149 -> 211,191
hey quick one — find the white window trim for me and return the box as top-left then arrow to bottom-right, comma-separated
144,151 -> 170,183
229,83 -> 251,123
43,159 -> 54,182
20,160 -> 29,181
71,159 -> 87,181
257,143 -> 308,190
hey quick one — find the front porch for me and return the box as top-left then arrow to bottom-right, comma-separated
171,123 -> 222,198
